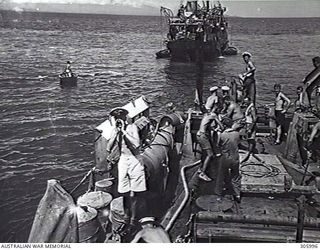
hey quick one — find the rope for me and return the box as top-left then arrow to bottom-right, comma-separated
240,162 -> 281,178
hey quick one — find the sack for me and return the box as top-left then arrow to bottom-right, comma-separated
106,142 -> 121,165
106,132 -> 122,165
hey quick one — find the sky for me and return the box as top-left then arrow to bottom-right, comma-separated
3,0 -> 320,17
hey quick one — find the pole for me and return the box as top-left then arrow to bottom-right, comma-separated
296,195 -> 306,243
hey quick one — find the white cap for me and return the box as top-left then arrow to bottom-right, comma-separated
221,86 -> 230,91
139,217 -> 155,224
242,51 -> 252,57
209,86 -> 218,92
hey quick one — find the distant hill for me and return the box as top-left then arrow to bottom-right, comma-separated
2,2 -> 160,16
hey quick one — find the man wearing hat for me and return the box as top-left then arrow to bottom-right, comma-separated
221,85 -> 230,98
131,217 -> 171,243
205,86 -> 219,112
240,51 -> 256,104
107,107 -> 146,227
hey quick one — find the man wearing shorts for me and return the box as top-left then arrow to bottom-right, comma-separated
197,112 -> 222,181
274,84 -> 291,145
107,107 -> 146,226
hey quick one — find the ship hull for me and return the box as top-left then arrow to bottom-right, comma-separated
167,40 -> 220,62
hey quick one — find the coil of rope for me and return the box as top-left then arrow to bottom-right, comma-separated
240,161 -> 281,178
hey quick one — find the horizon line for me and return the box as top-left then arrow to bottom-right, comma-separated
2,9 -> 320,19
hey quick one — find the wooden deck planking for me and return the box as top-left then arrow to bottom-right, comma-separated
240,154 -> 288,193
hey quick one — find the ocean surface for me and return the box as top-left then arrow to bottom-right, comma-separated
0,11 -> 320,242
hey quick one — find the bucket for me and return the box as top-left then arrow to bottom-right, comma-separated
109,197 -> 127,232
76,206 -> 100,243
95,179 -> 114,193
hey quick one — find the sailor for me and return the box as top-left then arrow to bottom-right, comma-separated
205,86 -> 219,112
274,84 -> 291,145
131,217 -> 171,243
240,52 -> 256,104
221,85 -> 230,98
196,112 -> 223,182
244,97 -> 257,152
107,107 -> 146,227
215,119 -> 242,203
307,121 -> 320,162
221,96 -> 245,130
294,86 -> 307,112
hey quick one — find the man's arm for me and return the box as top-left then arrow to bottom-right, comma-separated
252,106 -> 257,124
280,93 -> 291,112
131,231 -> 143,243
309,122 -> 320,143
106,128 -> 119,152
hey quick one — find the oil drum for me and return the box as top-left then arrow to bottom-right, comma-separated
95,179 -> 114,194
76,206 -> 100,243
77,191 -> 113,234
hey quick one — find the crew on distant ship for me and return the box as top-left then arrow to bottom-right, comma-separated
240,52 -> 256,104
273,84 -> 291,145
195,23 -> 204,41
107,107 -> 146,227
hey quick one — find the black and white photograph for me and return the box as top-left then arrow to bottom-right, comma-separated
0,0 -> 320,246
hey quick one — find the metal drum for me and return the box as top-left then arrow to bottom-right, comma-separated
95,179 -> 114,194
77,191 -> 113,232
76,206 -> 100,243
109,197 -> 127,232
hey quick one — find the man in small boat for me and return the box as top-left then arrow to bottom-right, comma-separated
215,119 -> 242,203
244,97 -> 257,153
131,217 -> 171,243
221,96 -> 245,130
205,86 -> 219,112
64,61 -> 73,77
240,52 -> 256,104
274,83 -> 291,145
197,112 -> 223,182
107,107 -> 146,227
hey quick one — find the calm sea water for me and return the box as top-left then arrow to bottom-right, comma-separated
0,12 -> 319,242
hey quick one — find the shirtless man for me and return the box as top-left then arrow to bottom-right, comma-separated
131,217 -> 171,243
244,97 -> 257,152
197,112 -> 223,181
205,86 -> 219,112
240,52 -> 256,104
107,107 -> 146,226
274,84 -> 291,145
221,96 -> 244,130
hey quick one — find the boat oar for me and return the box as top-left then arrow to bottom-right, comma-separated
70,166 -> 96,194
